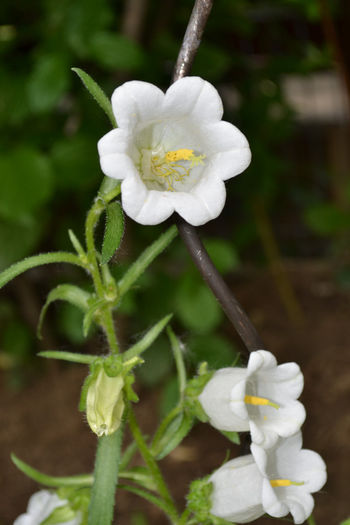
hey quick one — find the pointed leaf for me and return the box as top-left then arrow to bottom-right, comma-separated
72,67 -> 116,127
0,252 -> 85,291
38,350 -> 97,364
11,454 -> 93,487
38,284 -> 91,339
118,226 -> 177,297
83,298 -> 105,337
123,314 -> 173,361
101,201 -> 124,264
153,412 -> 194,460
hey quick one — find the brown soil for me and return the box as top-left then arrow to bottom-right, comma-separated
1,261 -> 349,524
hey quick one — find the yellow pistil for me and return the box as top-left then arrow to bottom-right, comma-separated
270,479 -> 304,487
147,148 -> 206,191
244,395 -> 279,410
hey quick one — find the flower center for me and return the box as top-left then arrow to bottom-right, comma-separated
244,395 -> 279,410
141,148 -> 206,191
270,479 -> 304,487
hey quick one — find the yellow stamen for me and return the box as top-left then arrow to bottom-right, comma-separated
244,395 -> 279,409
165,149 -> 194,162
270,479 -> 304,487
148,148 -> 206,191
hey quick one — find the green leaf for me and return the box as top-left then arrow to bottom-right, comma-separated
220,430 -> 240,445
167,327 -> 186,398
175,276 -> 222,334
340,519 -> 350,525
11,454 -> 93,487
123,314 -> 173,361
27,54 -> 69,113
89,32 -> 144,72
41,505 -> 77,525
101,201 -> 124,264
83,298 -> 105,337
72,67 -> 116,127
38,350 -> 97,364
38,284 -> 91,339
118,226 -> 177,297
0,147 -> 54,222
0,252 -> 85,291
119,466 -> 156,491
153,412 -> 194,460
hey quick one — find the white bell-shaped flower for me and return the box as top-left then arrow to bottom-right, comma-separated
14,490 -> 81,525
209,432 -> 327,524
98,77 -> 251,225
199,350 -> 306,448
210,455 -> 265,523
251,432 -> 327,524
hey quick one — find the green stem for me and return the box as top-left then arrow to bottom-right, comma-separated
307,516 -> 317,525
128,407 -> 179,523
85,188 -> 121,354
88,429 -> 123,525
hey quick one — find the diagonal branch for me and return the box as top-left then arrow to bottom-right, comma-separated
173,0 -> 264,353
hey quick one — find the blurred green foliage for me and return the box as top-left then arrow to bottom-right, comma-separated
0,0 -> 346,392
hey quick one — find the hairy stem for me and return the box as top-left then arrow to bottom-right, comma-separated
88,429 -> 123,525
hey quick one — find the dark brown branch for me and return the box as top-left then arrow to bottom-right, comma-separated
177,221 -> 264,351
172,0 -> 214,82
172,0 -> 264,352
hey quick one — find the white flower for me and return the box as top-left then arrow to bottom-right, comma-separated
98,76 -> 251,225
251,432 -> 327,524
199,350 -> 306,448
209,432 -> 327,524
210,455 -> 264,523
13,490 -> 81,525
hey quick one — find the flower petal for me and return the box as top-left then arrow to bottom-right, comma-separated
261,478 -> 289,518
111,81 -> 165,129
163,77 -> 223,123
97,128 -> 130,156
288,492 -> 315,524
203,121 -> 251,180
247,350 -> 277,376
199,368 -> 249,432
100,153 -> 138,180
169,173 -> 226,226
121,175 -> 174,225
210,456 -> 264,523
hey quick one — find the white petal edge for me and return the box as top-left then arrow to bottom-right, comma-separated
121,175 -> 174,225
163,77 -> 223,123
247,350 -> 277,376
199,368 -> 249,432
97,128 -> 130,156
111,81 -> 165,129
100,153 -> 138,180
169,174 -> 226,226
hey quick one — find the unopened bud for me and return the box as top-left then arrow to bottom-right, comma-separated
86,368 -> 125,437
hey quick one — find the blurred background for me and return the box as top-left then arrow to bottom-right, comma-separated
0,0 -> 349,523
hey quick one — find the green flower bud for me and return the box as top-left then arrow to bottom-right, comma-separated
86,367 -> 125,437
